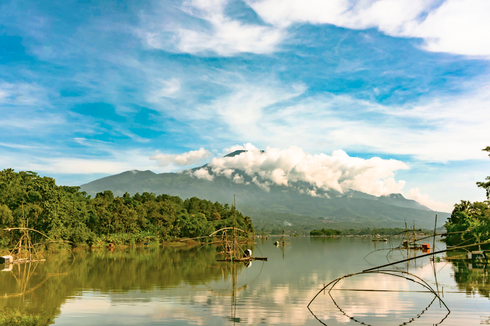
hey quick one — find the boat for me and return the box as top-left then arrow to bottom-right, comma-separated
372,234 -> 388,242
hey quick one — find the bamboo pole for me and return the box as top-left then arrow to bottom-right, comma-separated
363,239 -> 490,272
433,214 -> 437,255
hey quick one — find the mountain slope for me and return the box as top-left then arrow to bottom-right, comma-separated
80,169 -> 448,231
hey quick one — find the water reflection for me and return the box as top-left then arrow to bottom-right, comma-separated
452,260 -> 489,298
308,270 -> 450,326
0,245 -> 223,321
0,238 -> 488,325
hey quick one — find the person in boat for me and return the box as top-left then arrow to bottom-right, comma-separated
243,249 -> 252,258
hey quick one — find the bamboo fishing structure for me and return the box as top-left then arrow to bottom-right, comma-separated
308,215 -> 490,325
274,229 -> 290,246
308,269 -> 451,326
3,227 -> 49,264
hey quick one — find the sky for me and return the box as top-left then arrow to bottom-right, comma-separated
1,0 -> 490,212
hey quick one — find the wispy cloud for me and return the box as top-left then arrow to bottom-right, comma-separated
23,149 -> 159,175
147,78 -> 181,101
0,82 -> 66,133
0,142 -> 49,150
151,147 -> 213,167
188,77 -> 490,162
137,0 -> 490,57
0,82 -> 50,106
247,0 -> 490,57
406,187 -> 451,212
0,114 -> 65,131
139,0 -> 284,55
194,80 -> 306,137
1,0 -> 488,211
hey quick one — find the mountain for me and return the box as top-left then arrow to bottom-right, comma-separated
80,164 -> 448,232
378,193 -> 431,211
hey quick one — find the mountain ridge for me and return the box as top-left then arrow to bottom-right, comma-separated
80,168 -> 447,231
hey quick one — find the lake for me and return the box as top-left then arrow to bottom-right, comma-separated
0,237 -> 489,325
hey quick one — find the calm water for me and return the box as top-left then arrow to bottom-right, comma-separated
0,237 -> 489,325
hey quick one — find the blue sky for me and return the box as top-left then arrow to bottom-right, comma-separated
1,0 -> 490,211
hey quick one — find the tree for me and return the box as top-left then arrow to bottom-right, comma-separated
477,146 -> 490,199
0,204 -> 13,226
0,169 -> 255,247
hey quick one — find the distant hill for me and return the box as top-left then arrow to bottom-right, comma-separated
80,164 -> 448,232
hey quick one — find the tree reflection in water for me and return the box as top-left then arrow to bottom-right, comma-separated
0,245 -> 223,321
452,259 -> 489,298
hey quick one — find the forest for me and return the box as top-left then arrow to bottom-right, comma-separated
444,146 -> 490,247
0,169 -> 254,249
309,228 -> 342,236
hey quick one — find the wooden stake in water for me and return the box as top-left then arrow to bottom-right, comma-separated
433,214 -> 437,256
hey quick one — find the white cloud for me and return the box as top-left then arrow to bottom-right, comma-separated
189,167 -> 214,181
359,83 -> 490,161
0,82 -> 49,106
148,78 -> 181,101
0,142 -> 49,150
176,18 -> 283,55
0,115 -> 65,131
233,173 -> 244,183
9,149 -> 162,176
27,158 -> 138,175
402,0 -> 490,56
140,0 -> 490,57
150,148 -> 213,167
223,143 -> 259,154
206,145 -> 408,196
200,79 -> 490,162
406,187 -> 452,212
195,81 -> 306,140
0,82 -> 65,132
247,0 -> 434,31
247,0 -> 490,57
141,0 -> 284,55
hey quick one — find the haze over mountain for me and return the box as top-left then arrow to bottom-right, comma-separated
81,150 -> 447,232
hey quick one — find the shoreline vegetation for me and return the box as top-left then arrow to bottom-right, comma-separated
444,146 -> 490,248
308,227 -> 434,237
2,146 -> 489,253
1,150 -> 489,326
0,169 -> 254,253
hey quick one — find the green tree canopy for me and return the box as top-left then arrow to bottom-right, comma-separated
0,169 -> 254,248
445,146 -> 490,247
476,146 -> 490,199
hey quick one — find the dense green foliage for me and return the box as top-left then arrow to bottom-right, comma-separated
341,227 -> 423,236
445,147 -> 490,247
80,168 -> 448,231
0,169 -> 254,248
310,228 -> 342,236
0,309 -> 52,326
445,200 -> 490,246
476,146 -> 490,198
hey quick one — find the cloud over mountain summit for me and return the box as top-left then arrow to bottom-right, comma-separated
187,144 -> 409,197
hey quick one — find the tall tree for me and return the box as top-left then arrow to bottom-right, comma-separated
477,146 -> 490,199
